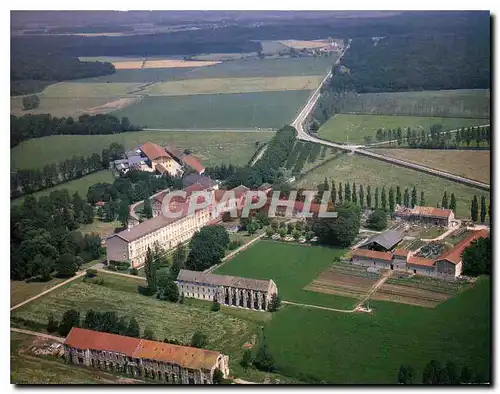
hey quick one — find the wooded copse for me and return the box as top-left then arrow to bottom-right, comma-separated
11,113 -> 142,148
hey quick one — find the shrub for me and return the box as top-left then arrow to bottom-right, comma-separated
137,285 -> 156,296
85,269 -> 97,278
240,349 -> 253,369
211,301 -> 221,312
107,265 -> 117,271
47,314 -> 59,333
191,331 -> 208,348
129,268 -> 138,275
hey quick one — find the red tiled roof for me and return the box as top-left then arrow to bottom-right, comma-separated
140,142 -> 171,161
64,328 -> 221,371
95,201 -> 105,207
65,327 -> 140,357
393,249 -> 409,257
435,229 -> 489,265
185,182 -> 207,196
213,189 -> 229,203
182,155 -> 205,174
351,249 -> 393,261
293,200 -> 321,214
164,146 -> 184,161
414,206 -> 453,218
407,256 -> 435,267
232,185 -> 250,199
133,338 -> 220,371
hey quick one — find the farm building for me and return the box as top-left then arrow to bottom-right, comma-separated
394,205 -> 455,227
164,145 -> 206,175
182,174 -> 217,190
64,327 -> 229,384
351,229 -> 489,279
140,142 -> 183,177
357,230 -> 404,252
177,269 -> 278,311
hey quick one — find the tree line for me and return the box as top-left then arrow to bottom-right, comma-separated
11,190 -> 102,281
368,124 -> 490,149
332,32 -> 489,94
11,113 -> 141,148
11,143 -> 125,199
398,360 -> 487,384
462,236 -> 491,276
11,54 -> 115,95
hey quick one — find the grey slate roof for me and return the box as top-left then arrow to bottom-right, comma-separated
177,269 -> 271,292
359,229 -> 403,250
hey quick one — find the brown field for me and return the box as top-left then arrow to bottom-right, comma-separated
279,39 -> 331,49
142,75 -> 323,96
375,149 -> 491,184
113,59 -> 221,70
370,275 -> 471,308
304,263 -> 380,299
83,97 -> 141,115
371,283 -> 450,308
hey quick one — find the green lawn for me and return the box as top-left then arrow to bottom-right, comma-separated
264,278 -> 490,383
11,131 -> 274,171
297,153 -> 490,219
214,241 -> 356,310
11,170 -> 115,205
318,114 -> 488,144
112,91 -> 311,129
11,278 -> 65,308
337,89 -> 490,119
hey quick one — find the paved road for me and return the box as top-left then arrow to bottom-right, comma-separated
290,42 -> 490,192
10,271 -> 86,312
250,145 -> 268,167
11,327 -> 65,343
144,128 -> 275,133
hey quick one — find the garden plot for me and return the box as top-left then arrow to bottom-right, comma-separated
304,263 -> 381,299
370,275 -> 471,308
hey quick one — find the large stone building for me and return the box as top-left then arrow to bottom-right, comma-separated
177,269 -> 278,311
351,229 -> 488,279
106,202 -> 214,267
357,230 -> 404,252
64,327 -> 229,384
394,205 -> 455,227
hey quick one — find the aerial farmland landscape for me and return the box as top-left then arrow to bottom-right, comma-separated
10,10 -> 491,386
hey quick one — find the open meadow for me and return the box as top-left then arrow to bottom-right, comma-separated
296,153 -> 490,219
317,114 -> 488,144
338,89 -> 490,119
374,149 -> 490,184
214,241 -> 356,310
140,75 -> 323,96
11,170 -> 114,206
112,91 -> 311,129
11,131 -> 274,171
265,278 -> 490,383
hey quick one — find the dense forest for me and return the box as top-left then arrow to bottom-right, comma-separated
11,54 -> 115,95
11,114 -> 141,147
332,32 -> 490,93
11,11 -> 488,58
11,191 -> 101,280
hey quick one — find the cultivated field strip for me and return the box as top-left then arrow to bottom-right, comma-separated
305,263 -> 380,299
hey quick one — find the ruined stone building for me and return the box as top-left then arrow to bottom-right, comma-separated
64,327 -> 229,384
177,269 -> 278,311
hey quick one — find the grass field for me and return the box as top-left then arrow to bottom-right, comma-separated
374,149 -> 490,184
318,114 -> 488,143
338,89 -> 490,119
297,154 -> 490,219
78,57 -> 335,83
214,241 -> 356,310
191,52 -> 257,61
11,170 -> 115,205
11,131 -> 274,171
141,76 -> 323,96
265,277 -> 490,383
113,59 -> 221,70
112,91 -> 311,129
11,82 -> 144,117
11,278 -> 65,307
